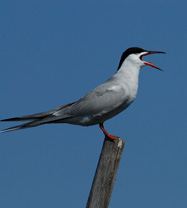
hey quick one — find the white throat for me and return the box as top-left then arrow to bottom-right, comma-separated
115,53 -> 145,101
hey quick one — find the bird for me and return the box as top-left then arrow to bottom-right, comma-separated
0,47 -> 165,138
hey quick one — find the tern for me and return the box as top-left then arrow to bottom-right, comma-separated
0,47 -> 165,138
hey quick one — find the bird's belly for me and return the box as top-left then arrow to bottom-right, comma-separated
90,100 -> 133,125
99,101 -> 132,122
61,115 -> 95,126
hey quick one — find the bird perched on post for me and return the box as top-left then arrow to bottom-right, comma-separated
0,47 -> 165,139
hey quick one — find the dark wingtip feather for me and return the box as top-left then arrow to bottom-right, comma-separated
0,126 -> 20,133
0,120 -> 40,133
1,117 -> 23,122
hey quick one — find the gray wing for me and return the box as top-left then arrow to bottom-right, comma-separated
1,78 -> 130,132
56,81 -> 129,118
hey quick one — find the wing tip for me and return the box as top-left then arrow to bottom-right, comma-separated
0,126 -> 21,133
1,117 -> 25,122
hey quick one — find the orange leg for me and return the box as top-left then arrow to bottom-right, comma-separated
99,123 -> 117,140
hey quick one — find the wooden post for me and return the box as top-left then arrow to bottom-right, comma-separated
86,136 -> 125,208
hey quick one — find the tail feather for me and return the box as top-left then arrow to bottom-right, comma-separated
1,103 -> 75,122
1,109 -> 56,122
1,102 -> 76,133
0,120 -> 42,133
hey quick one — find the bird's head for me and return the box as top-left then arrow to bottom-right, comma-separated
117,47 -> 165,71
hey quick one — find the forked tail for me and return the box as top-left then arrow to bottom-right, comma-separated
1,102 -> 75,133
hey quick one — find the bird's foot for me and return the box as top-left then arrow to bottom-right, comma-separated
99,123 -> 118,140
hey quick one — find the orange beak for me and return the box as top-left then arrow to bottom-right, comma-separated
140,51 -> 165,71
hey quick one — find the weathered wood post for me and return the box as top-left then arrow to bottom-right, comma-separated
86,136 -> 125,208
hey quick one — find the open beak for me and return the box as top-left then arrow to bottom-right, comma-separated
140,51 -> 165,71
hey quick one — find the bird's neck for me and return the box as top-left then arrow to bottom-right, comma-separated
116,61 -> 141,84
115,61 -> 142,101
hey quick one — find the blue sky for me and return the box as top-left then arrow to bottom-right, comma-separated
0,1 -> 187,208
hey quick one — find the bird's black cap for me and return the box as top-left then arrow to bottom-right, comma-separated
117,47 -> 147,71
